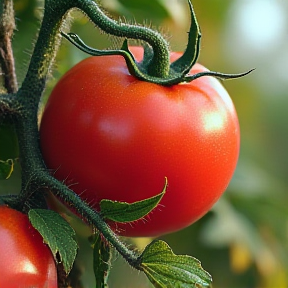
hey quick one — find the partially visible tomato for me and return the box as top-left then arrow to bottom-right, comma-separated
0,206 -> 57,288
40,47 -> 240,237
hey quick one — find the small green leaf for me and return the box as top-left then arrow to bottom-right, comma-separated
100,177 -> 167,223
92,233 -> 111,288
0,159 -> 14,179
28,209 -> 78,274
140,240 -> 212,288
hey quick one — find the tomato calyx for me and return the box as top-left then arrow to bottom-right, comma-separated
61,0 -> 253,86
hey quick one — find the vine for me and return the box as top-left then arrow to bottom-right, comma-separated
0,0 -> 245,286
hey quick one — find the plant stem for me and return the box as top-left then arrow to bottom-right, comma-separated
0,0 -> 18,93
10,0 -> 141,267
43,172 -> 139,267
18,0 -> 67,107
1,0 -> 170,271
74,0 -> 170,78
12,104 -> 140,267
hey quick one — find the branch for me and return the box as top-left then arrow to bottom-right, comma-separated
10,0 -> 166,267
8,97 -> 140,271
1,0 -> 193,278
42,172 -> 140,267
0,0 -> 18,93
18,0 -> 68,106
19,0 -> 171,107
73,0 -> 170,77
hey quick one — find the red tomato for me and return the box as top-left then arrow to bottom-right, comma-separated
40,47 -> 240,237
0,206 -> 57,287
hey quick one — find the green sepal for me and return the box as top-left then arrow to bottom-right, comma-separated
62,26 -> 252,86
92,233 -> 111,288
28,209 -> 78,274
170,0 -> 201,74
61,0 -> 253,86
60,31 -> 155,83
100,177 -> 167,223
0,159 -> 14,180
140,240 -> 212,288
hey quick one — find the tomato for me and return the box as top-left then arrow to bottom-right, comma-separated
0,206 -> 57,287
40,47 -> 240,237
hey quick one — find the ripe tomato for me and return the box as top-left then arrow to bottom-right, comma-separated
40,47 -> 240,237
0,206 -> 57,287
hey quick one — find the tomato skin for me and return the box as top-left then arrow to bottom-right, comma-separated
0,206 -> 57,288
40,47 -> 240,237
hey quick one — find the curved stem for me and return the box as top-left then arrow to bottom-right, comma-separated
11,107 -> 140,267
42,172 -> 139,267
73,0 -> 170,78
5,0 -> 147,270
20,0 -> 171,106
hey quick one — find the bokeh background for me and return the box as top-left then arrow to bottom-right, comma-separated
1,0 -> 288,287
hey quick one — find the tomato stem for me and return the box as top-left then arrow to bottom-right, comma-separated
41,173 -> 141,267
61,0 -> 253,86
0,0 -> 149,273
75,0 -> 171,78
1,104 -> 142,269
0,0 -> 252,284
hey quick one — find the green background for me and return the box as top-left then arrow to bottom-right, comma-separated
1,0 -> 288,287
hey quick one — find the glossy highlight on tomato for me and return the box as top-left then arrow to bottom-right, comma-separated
40,47 -> 240,237
0,205 -> 57,288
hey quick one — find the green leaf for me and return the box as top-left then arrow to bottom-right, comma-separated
140,240 -> 212,288
28,209 -> 78,274
92,233 -> 111,288
100,177 -> 167,223
0,159 -> 14,179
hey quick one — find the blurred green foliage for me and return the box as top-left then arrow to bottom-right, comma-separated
1,0 -> 288,287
